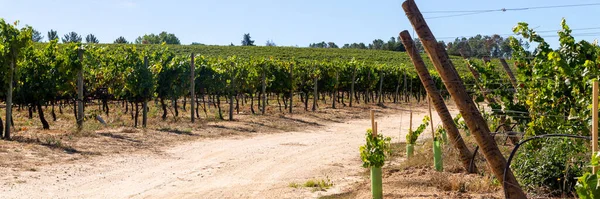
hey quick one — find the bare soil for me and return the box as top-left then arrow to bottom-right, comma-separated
0,99 -> 501,198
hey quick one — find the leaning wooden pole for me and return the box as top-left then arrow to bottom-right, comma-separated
400,31 -> 477,173
402,1 -> 526,198
477,57 -> 520,144
499,58 -> 518,90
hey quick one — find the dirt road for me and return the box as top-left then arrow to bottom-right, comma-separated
1,107 -> 439,199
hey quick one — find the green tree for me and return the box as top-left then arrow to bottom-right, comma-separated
85,34 -> 99,43
114,36 -> 128,44
32,29 -> 43,42
241,33 -> 255,46
135,31 -> 180,44
327,42 -> 339,48
62,31 -> 82,43
47,29 -> 58,41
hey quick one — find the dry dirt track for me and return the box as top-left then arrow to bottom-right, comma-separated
1,107 -> 440,199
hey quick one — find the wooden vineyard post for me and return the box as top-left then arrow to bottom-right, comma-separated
499,58 -> 518,90
142,56 -> 149,128
378,70 -> 384,105
371,109 -> 375,131
400,30 -> 476,173
402,0 -> 526,197
428,94 -> 434,138
369,109 -> 382,199
190,53 -> 195,122
262,63 -> 267,115
350,67 -> 356,107
403,72 -> 408,102
593,80 -> 598,174
312,68 -> 318,112
4,59 -> 14,139
77,48 -> 84,130
229,62 -> 235,121
289,63 -> 294,114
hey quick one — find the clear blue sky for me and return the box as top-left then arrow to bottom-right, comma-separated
0,0 -> 598,47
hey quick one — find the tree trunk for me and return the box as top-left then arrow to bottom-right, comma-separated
183,96 -> 187,111
250,93 -> 255,114
51,101 -> 57,121
174,99 -> 179,117
37,103 -> 49,129
28,105 -> 33,119
103,98 -> 109,117
277,93 -> 282,112
142,100 -> 148,128
401,1 -> 526,197
401,31 -> 477,173
0,115 -> 3,138
217,94 -> 224,120
134,102 -> 139,127
161,98 -> 167,120
235,94 -> 240,114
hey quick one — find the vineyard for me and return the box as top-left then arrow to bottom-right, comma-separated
3,0 -> 600,198
0,17 -> 497,137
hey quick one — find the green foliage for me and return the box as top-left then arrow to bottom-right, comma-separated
135,31 -> 180,45
406,116 -> 430,144
575,152 -> 600,199
513,139 -> 588,194
62,31 -> 81,43
359,129 -> 392,168
509,19 -> 600,194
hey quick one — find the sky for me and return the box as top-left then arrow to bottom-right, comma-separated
0,0 -> 598,48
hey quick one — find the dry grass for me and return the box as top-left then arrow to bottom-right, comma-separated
325,135 -> 504,199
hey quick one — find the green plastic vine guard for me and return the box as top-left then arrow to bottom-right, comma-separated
406,144 -> 414,158
433,140 -> 443,171
371,167 -> 383,199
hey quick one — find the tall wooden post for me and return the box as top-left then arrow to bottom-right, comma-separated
378,70 -> 384,105
289,63 -> 294,114
229,62 -> 235,121
142,56 -> 149,127
400,30 -> 476,173
262,63 -> 267,115
77,49 -> 84,130
593,80 -> 598,174
402,1 -> 526,197
499,58 -> 519,90
370,110 -> 375,132
190,53 -> 195,122
312,68 -> 318,112
350,67 -> 356,107
4,59 -> 14,139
